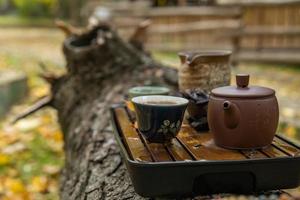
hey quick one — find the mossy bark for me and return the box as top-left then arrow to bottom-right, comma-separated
51,24 -> 176,199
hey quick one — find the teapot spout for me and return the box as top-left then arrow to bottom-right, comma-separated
223,101 -> 240,129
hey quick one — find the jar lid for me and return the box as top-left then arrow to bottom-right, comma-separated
211,74 -> 275,98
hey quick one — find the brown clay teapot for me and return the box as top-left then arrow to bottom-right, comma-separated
208,74 -> 279,149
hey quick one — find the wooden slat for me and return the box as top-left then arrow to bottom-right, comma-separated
261,145 -> 288,158
165,139 -> 193,161
149,19 -> 240,34
177,126 -> 246,160
141,137 -> 173,162
144,7 -> 242,17
230,26 -> 300,36
273,136 -> 300,157
146,43 -> 232,52
115,108 -> 152,162
233,50 -> 300,64
112,17 -> 144,28
240,149 -> 268,159
220,0 -> 300,6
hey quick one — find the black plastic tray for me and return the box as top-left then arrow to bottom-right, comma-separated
110,104 -> 300,198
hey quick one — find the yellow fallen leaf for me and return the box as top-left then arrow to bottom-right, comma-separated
285,126 -> 296,138
41,114 -> 52,124
29,176 -> 48,193
125,101 -> 135,112
2,142 -> 26,155
0,153 -> 10,166
15,118 -> 41,132
282,107 -> 296,118
2,193 -> 30,200
37,126 -> 59,140
47,141 -> 63,153
47,179 -> 58,194
43,165 -> 60,175
8,168 -> 18,177
0,130 -> 19,148
19,132 -> 34,143
52,130 -> 63,142
30,86 -> 49,98
0,177 -> 4,193
4,178 -> 26,193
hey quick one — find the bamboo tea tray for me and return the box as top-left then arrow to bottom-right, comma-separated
110,104 -> 300,198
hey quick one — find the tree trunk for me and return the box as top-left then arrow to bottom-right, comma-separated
51,24 -> 176,199
57,0 -> 85,25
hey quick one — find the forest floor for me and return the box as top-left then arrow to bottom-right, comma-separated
0,27 -> 299,199
0,27 -> 65,200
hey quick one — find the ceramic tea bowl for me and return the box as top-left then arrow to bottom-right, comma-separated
132,95 -> 188,143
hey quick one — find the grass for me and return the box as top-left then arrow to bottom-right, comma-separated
153,51 -> 180,68
0,15 -> 54,27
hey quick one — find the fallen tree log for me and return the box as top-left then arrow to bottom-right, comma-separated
51,23 -> 177,199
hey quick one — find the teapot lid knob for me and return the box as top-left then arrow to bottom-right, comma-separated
236,74 -> 249,88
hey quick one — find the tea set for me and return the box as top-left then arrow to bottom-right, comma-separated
129,51 -> 279,150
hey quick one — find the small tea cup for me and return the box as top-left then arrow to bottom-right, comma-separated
126,86 -> 170,111
128,86 -> 170,99
132,95 -> 188,143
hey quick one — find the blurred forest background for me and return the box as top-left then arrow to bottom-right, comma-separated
0,0 -> 300,199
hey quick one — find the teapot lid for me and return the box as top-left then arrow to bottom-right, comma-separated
211,74 -> 275,98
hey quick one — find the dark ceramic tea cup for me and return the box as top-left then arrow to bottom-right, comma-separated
132,95 -> 188,143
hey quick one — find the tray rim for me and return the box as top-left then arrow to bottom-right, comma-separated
110,104 -> 300,167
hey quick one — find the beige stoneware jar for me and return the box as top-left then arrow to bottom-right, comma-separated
178,51 -> 232,93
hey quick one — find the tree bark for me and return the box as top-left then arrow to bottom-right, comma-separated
51,24 -> 176,200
